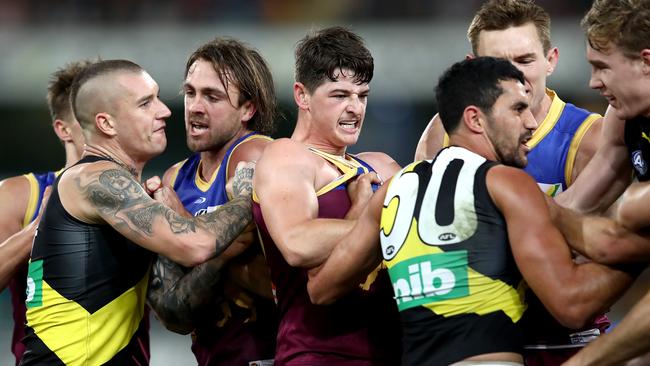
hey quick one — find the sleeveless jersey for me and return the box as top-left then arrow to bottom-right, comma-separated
524,90 -> 601,196
21,156 -> 153,366
624,116 -> 650,182
9,171 -> 56,365
381,146 -> 526,365
252,148 -> 402,366
169,132 -> 278,365
520,92 -> 609,352
441,90 -> 599,196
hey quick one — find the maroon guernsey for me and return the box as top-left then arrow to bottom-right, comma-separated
253,151 -> 402,366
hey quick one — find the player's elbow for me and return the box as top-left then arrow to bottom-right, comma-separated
617,204 -> 635,230
281,246 -> 311,268
307,287 -> 335,305
548,302 -> 590,330
307,279 -> 337,305
170,239 -> 213,267
545,286 -> 601,329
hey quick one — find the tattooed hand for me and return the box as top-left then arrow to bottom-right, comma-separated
228,161 -> 255,198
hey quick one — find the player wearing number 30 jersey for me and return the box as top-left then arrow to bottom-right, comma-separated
381,147 -> 526,365
306,57 -> 637,366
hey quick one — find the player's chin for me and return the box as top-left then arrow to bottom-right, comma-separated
515,154 -> 528,169
152,138 -> 168,154
339,134 -> 360,147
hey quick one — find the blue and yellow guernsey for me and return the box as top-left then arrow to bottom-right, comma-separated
168,132 -> 278,365
524,90 -> 600,196
441,90 -> 600,197
169,132 -> 273,216
380,146 -> 526,365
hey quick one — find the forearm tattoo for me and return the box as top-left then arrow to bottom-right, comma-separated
148,254 -> 227,330
200,196 -> 252,256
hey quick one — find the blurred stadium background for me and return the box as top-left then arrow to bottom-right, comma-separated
1,0 -> 647,364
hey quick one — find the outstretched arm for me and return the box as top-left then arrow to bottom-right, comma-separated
557,106 -> 632,213
547,196 -> 650,264
0,221 -> 37,290
568,115 -> 602,184
489,166 -> 637,329
62,161 -> 253,267
0,176 -> 32,290
562,289 -> 650,366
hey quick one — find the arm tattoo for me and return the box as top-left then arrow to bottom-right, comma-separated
147,197 -> 254,330
164,210 -> 197,234
79,168 -> 198,236
199,196 -> 252,256
232,166 -> 254,198
147,254 -> 227,332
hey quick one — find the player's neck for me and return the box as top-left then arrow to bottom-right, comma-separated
449,134 -> 497,162
533,93 -> 553,125
63,142 -> 83,169
84,144 -> 141,179
292,123 -> 347,157
303,142 -> 346,158
292,114 -> 348,158
198,128 -> 252,181
197,152 -> 221,182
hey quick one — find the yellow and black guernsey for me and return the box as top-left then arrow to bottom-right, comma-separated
381,147 -> 527,366
21,156 -> 153,366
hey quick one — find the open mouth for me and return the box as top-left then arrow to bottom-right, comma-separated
602,94 -> 616,104
339,120 -> 359,131
520,134 -> 532,149
189,121 -> 209,135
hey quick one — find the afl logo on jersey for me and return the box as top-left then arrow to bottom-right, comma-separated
439,233 -> 456,241
385,245 -> 395,256
632,150 -> 647,176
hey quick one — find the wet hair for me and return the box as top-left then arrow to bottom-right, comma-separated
582,0 -> 650,58
70,59 -> 143,128
467,0 -> 552,55
185,38 -> 278,135
294,26 -> 373,92
436,57 -> 525,133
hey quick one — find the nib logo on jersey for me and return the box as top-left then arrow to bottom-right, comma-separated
389,251 -> 468,311
26,259 -> 44,308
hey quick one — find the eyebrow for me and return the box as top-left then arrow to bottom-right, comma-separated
513,52 -> 536,60
329,87 -> 370,94
135,93 -> 154,105
589,59 -> 608,68
183,83 -> 227,96
513,100 -> 529,110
